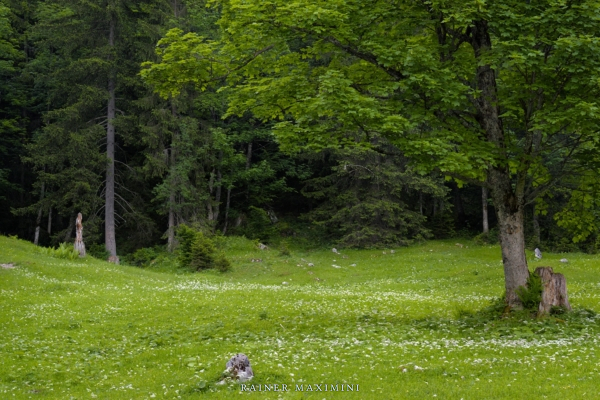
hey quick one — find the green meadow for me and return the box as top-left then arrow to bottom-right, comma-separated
2,235 -> 600,399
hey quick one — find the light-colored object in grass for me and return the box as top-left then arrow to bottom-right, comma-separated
225,353 -> 253,382
332,264 -> 341,268
107,255 -> 120,264
455,243 -> 464,248
342,255 -> 348,259
332,248 -> 339,254
1,263 -> 15,269
307,271 -> 313,275
307,263 -> 314,267
350,263 -> 356,267
535,266 -> 571,315
414,365 -> 425,371
390,250 -> 395,254
251,258 -> 262,262
382,251 -> 387,254
560,258 -> 568,263
258,243 -> 268,250
534,248 -> 542,260
282,282 -> 289,285
315,277 -> 321,281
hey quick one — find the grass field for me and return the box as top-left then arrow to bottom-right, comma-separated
1,235 -> 600,399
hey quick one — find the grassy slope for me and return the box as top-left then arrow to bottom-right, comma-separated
1,235 -> 600,399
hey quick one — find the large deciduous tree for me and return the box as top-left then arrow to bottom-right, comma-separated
143,0 -> 600,308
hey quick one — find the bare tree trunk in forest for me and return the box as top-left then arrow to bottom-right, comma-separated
207,168 -> 215,221
167,102 -> 177,253
222,186 -> 232,235
419,191 -> 423,215
34,183 -> 45,246
47,207 -> 52,235
482,187 -> 489,234
64,214 -> 75,242
212,168 -> 222,227
105,16 -> 118,261
243,141 -> 253,205
532,204 -> 540,248
167,191 -> 176,252
471,20 -> 529,308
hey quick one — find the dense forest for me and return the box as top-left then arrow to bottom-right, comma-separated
2,0 -> 600,269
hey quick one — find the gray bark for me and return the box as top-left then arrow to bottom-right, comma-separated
64,214 -> 75,242
74,213 -> 86,257
471,20 -> 529,308
105,17 -> 117,259
47,207 -> 52,235
167,102 -> 177,253
482,187 -> 489,234
535,267 -> 571,315
532,204 -> 541,247
34,182 -> 45,246
222,187 -> 232,235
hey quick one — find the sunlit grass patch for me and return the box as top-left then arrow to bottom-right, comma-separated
1,235 -> 600,399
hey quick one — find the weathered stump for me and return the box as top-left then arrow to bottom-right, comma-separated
74,213 -> 86,257
535,267 -> 571,315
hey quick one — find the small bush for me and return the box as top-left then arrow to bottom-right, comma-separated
88,244 -> 110,260
474,227 -> 500,245
125,247 -> 161,268
516,271 -> 543,310
278,240 -> 291,256
177,225 -> 231,272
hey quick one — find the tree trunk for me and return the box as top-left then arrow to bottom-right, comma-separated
532,204 -> 540,248
34,183 -> 45,246
74,213 -> 86,257
47,207 -> 52,235
167,190 -> 176,252
167,101 -> 178,252
482,187 -> 489,234
64,214 -> 75,242
105,16 -> 118,259
471,20 -> 529,308
419,191 -> 423,215
535,267 -> 571,315
222,186 -> 232,235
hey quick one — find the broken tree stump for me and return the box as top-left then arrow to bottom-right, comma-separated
535,267 -> 571,315
74,213 -> 86,257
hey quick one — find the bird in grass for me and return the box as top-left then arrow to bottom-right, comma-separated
560,258 -> 568,263
534,248 -> 542,260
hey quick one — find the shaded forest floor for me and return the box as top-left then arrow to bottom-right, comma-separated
1,236 -> 600,399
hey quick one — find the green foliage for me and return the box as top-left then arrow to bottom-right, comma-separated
303,148 -> 443,248
516,271 -> 543,311
473,227 -> 500,245
240,206 -> 277,242
426,211 -> 456,240
278,240 -> 291,256
87,243 -> 110,260
39,242 -> 80,260
124,247 -> 161,268
176,225 -> 230,272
